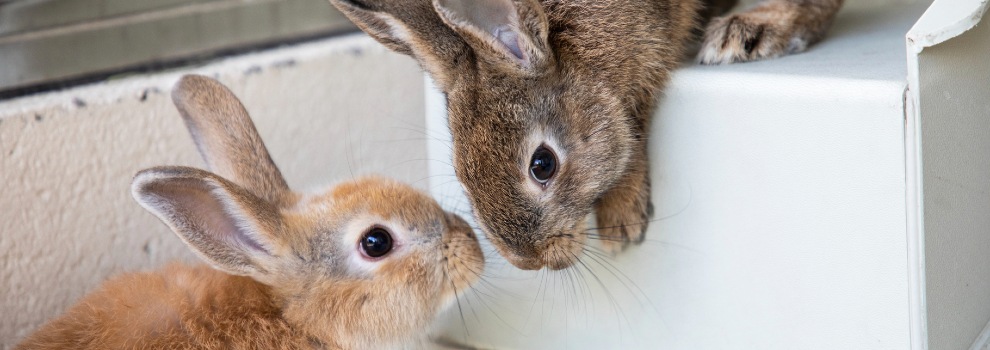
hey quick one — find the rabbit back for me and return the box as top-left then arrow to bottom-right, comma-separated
16,264 -> 304,350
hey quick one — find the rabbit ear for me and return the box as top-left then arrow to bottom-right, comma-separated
329,0 -> 469,89
433,0 -> 551,74
132,166 -> 285,278
171,75 -> 294,208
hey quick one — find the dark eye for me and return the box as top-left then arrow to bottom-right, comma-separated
360,228 -> 393,258
529,145 -> 557,184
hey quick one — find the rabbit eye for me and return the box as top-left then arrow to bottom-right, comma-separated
360,228 -> 393,258
529,145 -> 557,184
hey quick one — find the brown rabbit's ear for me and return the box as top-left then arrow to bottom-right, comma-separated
329,0 -> 469,89
171,75 -> 294,208
132,166 -> 285,278
433,0 -> 551,74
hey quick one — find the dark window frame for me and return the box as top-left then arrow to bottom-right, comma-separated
0,0 -> 356,99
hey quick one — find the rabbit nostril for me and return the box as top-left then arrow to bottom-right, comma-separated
529,145 -> 557,185
360,227 -> 393,258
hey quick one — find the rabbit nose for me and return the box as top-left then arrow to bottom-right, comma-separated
497,233 -> 582,271
491,241 -> 545,270
503,253 -> 544,270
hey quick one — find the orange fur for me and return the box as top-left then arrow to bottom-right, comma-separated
17,75 -> 484,350
18,264 -> 302,350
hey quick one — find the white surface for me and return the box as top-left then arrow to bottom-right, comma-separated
915,8 -> 990,350
974,319 -> 990,350
0,34 -> 428,348
905,70 -> 928,349
429,2 -> 931,349
907,0 -> 989,50
906,0 -> 990,349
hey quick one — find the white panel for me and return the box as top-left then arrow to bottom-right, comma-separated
917,10 -> 990,350
433,71 -> 910,350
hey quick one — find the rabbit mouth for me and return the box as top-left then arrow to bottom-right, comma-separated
540,233 -> 585,270
493,231 -> 586,271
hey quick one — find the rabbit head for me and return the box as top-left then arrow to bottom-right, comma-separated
132,75 -> 484,348
331,0 -> 652,270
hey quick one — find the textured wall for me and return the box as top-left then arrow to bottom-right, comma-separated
0,34 -> 427,347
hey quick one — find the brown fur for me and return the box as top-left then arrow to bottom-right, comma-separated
17,75 -> 484,349
329,0 -> 843,270
698,0 -> 845,64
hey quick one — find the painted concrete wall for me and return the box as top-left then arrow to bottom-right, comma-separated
919,15 -> 990,350
0,34 -> 427,347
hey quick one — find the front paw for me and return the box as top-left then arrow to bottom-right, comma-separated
697,3 -> 812,64
593,170 -> 653,255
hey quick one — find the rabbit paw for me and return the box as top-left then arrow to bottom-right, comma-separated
697,3 -> 813,65
593,171 -> 653,255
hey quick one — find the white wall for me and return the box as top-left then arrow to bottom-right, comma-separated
918,14 -> 990,350
0,34 -> 428,347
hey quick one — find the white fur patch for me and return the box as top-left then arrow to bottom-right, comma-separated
786,36 -> 808,54
697,38 -> 745,65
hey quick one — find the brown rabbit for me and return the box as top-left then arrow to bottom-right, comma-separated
16,75 -> 484,350
327,0 -> 843,270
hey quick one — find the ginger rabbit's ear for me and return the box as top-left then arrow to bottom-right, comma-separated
132,166 -> 285,278
433,0 -> 552,75
329,0 -> 471,89
171,75 -> 294,208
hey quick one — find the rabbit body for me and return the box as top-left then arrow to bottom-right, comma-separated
18,264 -> 304,349
17,76 -> 484,350
330,0 -> 843,271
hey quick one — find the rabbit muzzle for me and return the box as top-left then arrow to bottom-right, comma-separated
441,212 -> 485,292
487,229 -> 585,271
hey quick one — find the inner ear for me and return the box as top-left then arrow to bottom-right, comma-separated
162,180 -> 272,256
438,0 -> 524,60
434,0 -> 549,71
132,167 -> 283,277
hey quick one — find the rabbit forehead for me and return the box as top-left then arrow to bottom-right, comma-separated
276,183 -> 448,287
291,177 -> 446,229
330,177 -> 445,224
